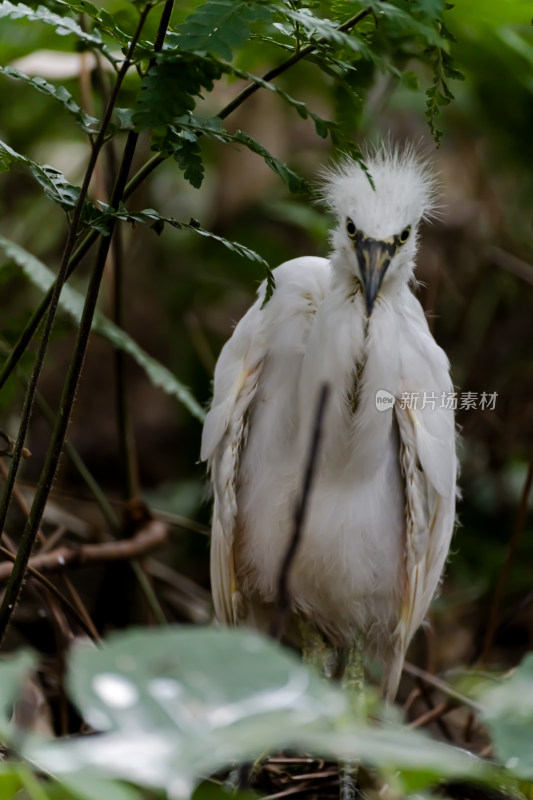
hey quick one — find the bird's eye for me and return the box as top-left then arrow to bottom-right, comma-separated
346,218 -> 357,239
399,226 -> 411,244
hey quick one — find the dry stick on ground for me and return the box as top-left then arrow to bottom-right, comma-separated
0,519 -> 167,582
408,699 -> 453,730
0,547 -> 97,640
0,459 -> 96,641
413,679 -> 454,743
270,383 -> 330,641
479,439 -> 533,665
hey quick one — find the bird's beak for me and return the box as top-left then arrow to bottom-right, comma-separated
355,238 -> 396,315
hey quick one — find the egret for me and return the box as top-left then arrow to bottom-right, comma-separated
201,144 -> 457,701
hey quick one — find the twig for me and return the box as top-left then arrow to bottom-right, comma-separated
110,0 -> 175,507
270,383 -> 330,640
404,662 -> 483,713
408,699 -> 452,729
479,439 -> 533,665
0,546 -> 98,640
60,574 -> 100,640
0,459 -> 45,546
0,519 -> 167,581
217,7 -> 374,121
110,189 -> 141,501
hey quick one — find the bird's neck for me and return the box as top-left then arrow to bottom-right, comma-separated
298,266 -> 402,474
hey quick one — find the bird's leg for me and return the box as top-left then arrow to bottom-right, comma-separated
339,632 -> 366,800
298,618 -> 337,678
341,631 -> 366,715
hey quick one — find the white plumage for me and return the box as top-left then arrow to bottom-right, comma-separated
201,145 -> 456,700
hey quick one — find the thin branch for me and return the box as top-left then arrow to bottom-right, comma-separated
0,519 -> 167,581
403,662 -> 483,713
408,699 -> 452,730
270,383 -> 330,640
218,7 -> 374,121
0,546 -> 97,641
110,159 -> 141,502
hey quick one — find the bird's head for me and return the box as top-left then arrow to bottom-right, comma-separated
322,145 -> 438,314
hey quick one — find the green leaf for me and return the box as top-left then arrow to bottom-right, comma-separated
260,266 -> 276,309
0,1 -> 116,62
482,653 -> 533,778
0,139 -> 81,211
21,627 -> 492,797
230,130 -> 311,194
0,649 -> 36,736
410,0 -> 444,16
0,650 -> 36,719
0,66 -> 100,134
364,0 -> 445,46
193,783 -> 256,800
95,204 -> 270,268
172,0 -> 273,61
280,6 -> 375,60
226,63 -> 338,139
54,0 -> 135,49
0,766 -> 23,800
0,237 -> 205,422
399,69 -> 419,90
171,132 -> 205,188
133,53 -> 222,135
54,773 -> 145,800
144,111 -> 310,195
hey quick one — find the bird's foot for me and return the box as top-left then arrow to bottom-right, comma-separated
224,757 -> 264,794
339,760 -> 359,800
299,618 -> 338,678
341,632 -> 367,717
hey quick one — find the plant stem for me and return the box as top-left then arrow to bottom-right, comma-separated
111,213 -> 141,501
270,383 -> 329,640
111,0 -> 175,505
217,7 -> 373,121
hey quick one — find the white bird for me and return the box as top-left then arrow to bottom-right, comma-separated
201,145 -> 456,700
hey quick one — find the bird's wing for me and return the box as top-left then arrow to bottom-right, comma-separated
385,293 -> 457,698
201,257 -> 331,625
